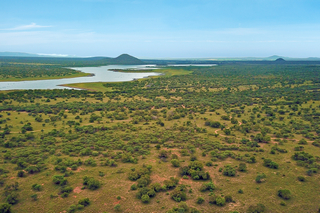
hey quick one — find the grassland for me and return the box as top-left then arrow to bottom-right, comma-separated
0,64 -> 319,213
58,82 -> 114,92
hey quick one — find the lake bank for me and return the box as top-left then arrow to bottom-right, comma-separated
0,65 -> 161,90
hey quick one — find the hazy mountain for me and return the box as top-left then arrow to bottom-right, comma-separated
0,52 -> 40,57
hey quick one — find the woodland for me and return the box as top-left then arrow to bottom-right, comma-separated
0,61 -> 319,212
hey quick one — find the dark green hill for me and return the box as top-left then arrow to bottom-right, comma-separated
107,54 -> 144,65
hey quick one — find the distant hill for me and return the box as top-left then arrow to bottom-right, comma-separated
0,52 -> 40,57
108,54 -> 144,65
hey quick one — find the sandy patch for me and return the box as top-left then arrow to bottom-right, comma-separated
73,187 -> 82,194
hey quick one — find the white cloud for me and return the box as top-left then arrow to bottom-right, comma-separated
4,23 -> 52,31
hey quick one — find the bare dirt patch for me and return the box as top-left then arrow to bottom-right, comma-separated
73,187 -> 82,194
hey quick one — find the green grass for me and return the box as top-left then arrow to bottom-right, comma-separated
59,82 -> 114,92
0,64 -> 320,213
0,100 -> 319,212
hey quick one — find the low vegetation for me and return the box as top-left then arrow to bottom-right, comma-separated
0,62 -> 319,212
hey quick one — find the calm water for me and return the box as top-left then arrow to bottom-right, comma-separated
0,65 -> 160,90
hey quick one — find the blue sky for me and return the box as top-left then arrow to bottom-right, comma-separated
1,0 -> 320,58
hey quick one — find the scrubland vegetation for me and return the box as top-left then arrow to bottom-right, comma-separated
0,63 -> 319,212
0,63 -> 89,81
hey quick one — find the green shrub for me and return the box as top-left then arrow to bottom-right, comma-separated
52,175 -> 67,186
238,163 -> 247,172
223,165 -> 236,176
171,159 -> 180,167
255,173 -> 266,183
31,194 -> 38,201
114,204 -> 121,211
78,198 -> 90,206
225,195 -> 233,203
209,195 -> 225,206
0,203 -> 11,213
141,194 -> 150,203
32,184 -> 42,191
263,159 -> 279,169
83,176 -> 101,190
199,182 -> 215,192
196,197 -> 204,204
131,184 -> 138,190
17,171 -> 25,178
278,189 -> 291,200
171,188 -> 187,202
247,203 -> 266,213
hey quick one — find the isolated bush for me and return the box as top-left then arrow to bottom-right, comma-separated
238,163 -> 247,172
223,165 -> 236,176
199,182 -> 215,192
31,194 -> 38,201
52,175 -> 67,186
131,184 -> 138,190
141,194 -> 150,203
83,176 -> 101,190
171,159 -> 180,167
196,197 -> 205,204
32,184 -> 42,191
278,189 -> 291,200
17,171 -> 25,178
114,204 -> 121,211
255,173 -> 266,183
263,159 -> 279,169
247,203 -> 266,213
78,198 -> 90,206
171,189 -> 187,202
209,195 -> 225,206
225,195 -> 233,203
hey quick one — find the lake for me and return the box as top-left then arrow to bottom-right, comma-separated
0,65 -> 160,90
